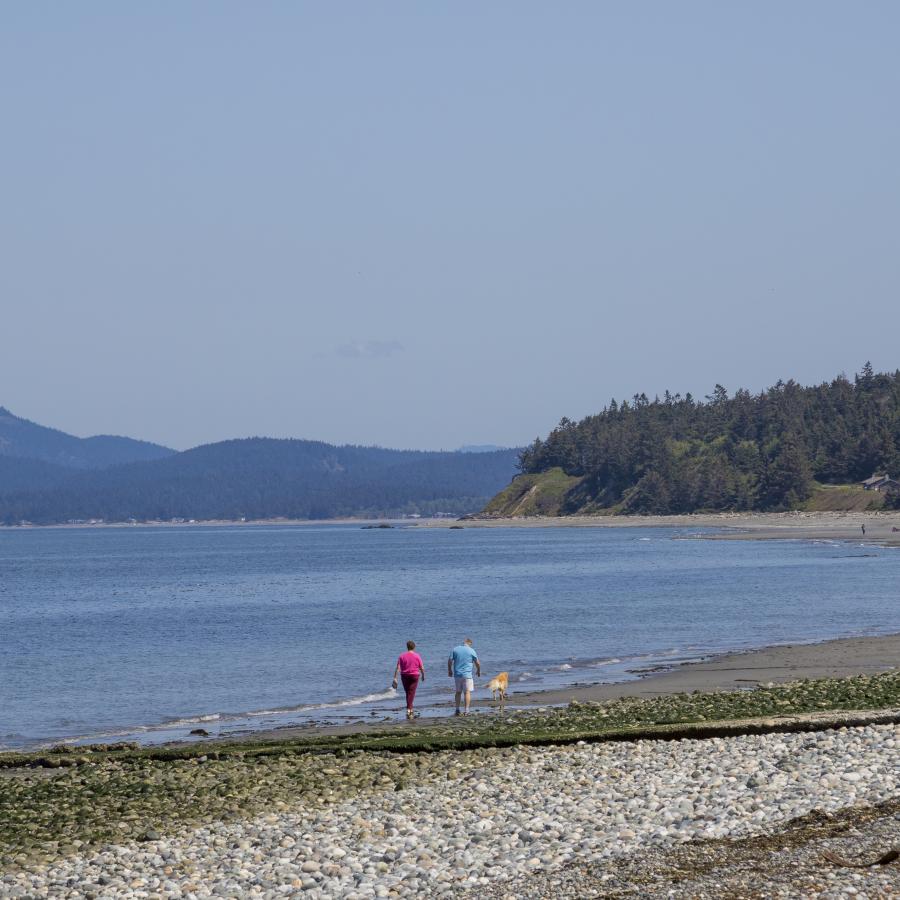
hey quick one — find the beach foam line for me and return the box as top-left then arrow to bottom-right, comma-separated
39,690 -> 402,747
244,688 -> 399,717
156,689 -> 402,729
162,713 -> 221,726
504,655 -> 640,683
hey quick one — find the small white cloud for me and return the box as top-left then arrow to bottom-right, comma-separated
336,340 -> 404,359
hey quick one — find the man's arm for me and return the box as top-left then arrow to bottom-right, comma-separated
447,657 -> 453,677
475,657 -> 481,677
419,660 -> 425,682
391,662 -> 400,688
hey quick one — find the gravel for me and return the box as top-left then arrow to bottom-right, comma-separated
475,801 -> 900,898
2,723 -> 898,898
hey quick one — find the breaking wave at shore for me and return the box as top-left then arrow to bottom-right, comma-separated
20,651 -> 711,751
243,688 -> 400,717
8,652 -> 692,750
16,689 -> 403,751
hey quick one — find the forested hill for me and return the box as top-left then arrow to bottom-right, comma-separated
0,438 -> 519,524
0,407 -> 175,469
484,365 -> 900,517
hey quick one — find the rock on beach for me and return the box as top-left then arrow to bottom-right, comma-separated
3,723 -> 899,898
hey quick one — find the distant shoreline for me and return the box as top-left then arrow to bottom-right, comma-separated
434,509 -> 900,547
5,509 -> 900,543
0,516 -> 445,530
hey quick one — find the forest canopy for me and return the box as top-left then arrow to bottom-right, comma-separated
515,365 -> 900,514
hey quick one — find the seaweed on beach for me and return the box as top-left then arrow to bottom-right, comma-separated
2,670 -> 900,871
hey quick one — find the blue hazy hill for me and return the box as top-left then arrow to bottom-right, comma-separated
0,407 -> 176,470
0,454 -> 75,494
0,413 -> 520,523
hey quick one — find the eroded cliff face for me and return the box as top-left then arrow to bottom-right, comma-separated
479,469 -> 887,518
477,467 -> 584,517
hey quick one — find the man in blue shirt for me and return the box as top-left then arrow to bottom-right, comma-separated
447,637 -> 481,716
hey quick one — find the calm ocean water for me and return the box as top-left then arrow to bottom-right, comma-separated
2,524 -> 899,749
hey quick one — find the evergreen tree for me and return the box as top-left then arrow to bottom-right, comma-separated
518,365 -> 896,514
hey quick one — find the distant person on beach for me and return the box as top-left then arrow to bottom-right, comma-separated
862,524 -> 866,536
392,640 -> 425,720
448,637 -> 480,716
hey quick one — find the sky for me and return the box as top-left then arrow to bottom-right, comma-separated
2,3 -> 898,451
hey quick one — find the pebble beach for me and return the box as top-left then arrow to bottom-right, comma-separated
4,722 -> 899,899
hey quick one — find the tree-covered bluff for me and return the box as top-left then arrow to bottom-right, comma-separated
490,365 -> 900,516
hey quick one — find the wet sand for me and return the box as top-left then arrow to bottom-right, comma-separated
505,632 -> 900,706
237,632 -> 900,744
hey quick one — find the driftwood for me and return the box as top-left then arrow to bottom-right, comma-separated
822,848 -> 900,868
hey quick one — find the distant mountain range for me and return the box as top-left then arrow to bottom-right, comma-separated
0,409 -> 519,524
0,407 -> 175,469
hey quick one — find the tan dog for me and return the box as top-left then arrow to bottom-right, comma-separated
486,672 -> 509,703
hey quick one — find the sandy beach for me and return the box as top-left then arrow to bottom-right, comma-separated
440,509 -> 900,546
234,631 -> 900,748
506,632 -> 900,707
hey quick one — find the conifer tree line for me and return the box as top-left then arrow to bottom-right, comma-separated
517,364 -> 900,514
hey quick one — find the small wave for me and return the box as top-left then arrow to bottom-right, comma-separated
589,657 -> 621,667
157,713 -> 222,734
163,690 -> 401,727
626,648 -> 687,662
33,724 -> 155,748
245,688 -> 398,717
58,689 -> 402,745
163,713 -> 221,727
557,663 -> 573,670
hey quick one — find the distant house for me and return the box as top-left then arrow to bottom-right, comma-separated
861,473 -> 900,494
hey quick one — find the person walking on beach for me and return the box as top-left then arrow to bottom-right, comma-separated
392,640 -> 425,720
448,637 -> 480,716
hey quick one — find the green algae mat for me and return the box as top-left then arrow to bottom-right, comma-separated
2,670 -> 900,871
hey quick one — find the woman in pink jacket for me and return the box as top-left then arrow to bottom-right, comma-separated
392,640 -> 425,720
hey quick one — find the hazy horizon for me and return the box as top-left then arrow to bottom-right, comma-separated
1,367 -> 893,455
1,402 -> 516,453
3,4 -> 898,451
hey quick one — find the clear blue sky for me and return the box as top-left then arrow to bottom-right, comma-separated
2,3 -> 898,450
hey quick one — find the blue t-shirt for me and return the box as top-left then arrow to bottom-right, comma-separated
450,644 -> 478,677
